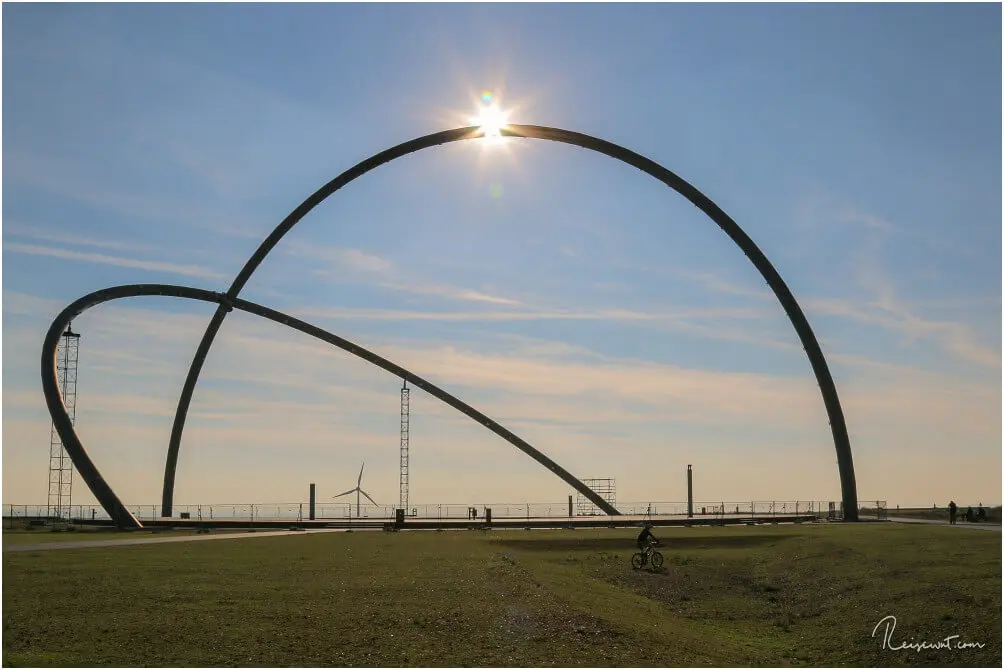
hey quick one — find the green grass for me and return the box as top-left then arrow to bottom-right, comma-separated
3,524 -> 1000,667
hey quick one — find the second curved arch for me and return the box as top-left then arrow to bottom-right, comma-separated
41,283 -> 621,529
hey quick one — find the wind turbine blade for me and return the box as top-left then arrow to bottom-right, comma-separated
360,489 -> 378,506
333,488 -> 357,498
358,462 -> 365,486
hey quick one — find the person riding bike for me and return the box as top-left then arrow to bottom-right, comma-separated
630,523 -> 664,570
636,523 -> 658,555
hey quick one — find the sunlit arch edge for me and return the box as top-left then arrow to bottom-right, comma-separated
138,123 -> 852,523
42,284 -> 624,529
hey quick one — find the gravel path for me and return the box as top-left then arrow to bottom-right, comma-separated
3,528 -> 352,552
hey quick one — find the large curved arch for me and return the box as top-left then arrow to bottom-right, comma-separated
42,283 -> 621,529
162,124 -> 859,521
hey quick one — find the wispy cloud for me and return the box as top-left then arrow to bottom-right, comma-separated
287,242 -> 527,306
665,267 -> 775,302
12,293 -> 803,430
808,293 -> 1001,371
769,196 -> 1001,373
377,282 -> 522,306
377,341 -> 819,420
196,325 -> 1000,447
4,242 -> 227,281
792,190 -> 903,237
849,228 -> 998,371
161,138 -> 248,201
291,304 -> 768,324
5,288 -> 999,507
15,282 -> 991,431
334,248 -> 394,274
287,242 -> 393,275
2,290 -> 71,318
2,149 -> 257,236
3,222 -> 155,253
833,204 -> 904,235
607,261 -> 775,303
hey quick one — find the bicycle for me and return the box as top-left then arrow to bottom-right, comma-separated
631,541 -> 664,570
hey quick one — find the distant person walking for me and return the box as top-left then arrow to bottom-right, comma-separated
949,501 -> 958,524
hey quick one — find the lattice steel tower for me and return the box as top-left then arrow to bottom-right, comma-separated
399,379 -> 410,511
47,324 -> 81,521
575,478 -> 616,516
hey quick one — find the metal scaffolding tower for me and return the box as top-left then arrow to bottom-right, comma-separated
47,324 -> 81,521
576,478 -> 616,516
399,379 -> 410,512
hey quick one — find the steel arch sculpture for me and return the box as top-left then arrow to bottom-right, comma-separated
163,124 -> 859,521
42,284 -> 621,529
42,124 -> 859,527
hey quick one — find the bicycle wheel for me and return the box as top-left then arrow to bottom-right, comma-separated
631,553 -> 645,570
650,551 -> 664,568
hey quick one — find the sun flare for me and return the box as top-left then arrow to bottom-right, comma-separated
472,102 -> 510,138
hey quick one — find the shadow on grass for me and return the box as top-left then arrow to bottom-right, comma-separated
491,534 -> 793,552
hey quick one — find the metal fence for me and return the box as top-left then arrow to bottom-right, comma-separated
5,499 -> 881,525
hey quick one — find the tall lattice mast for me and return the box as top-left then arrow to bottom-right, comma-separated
47,324 -> 80,521
399,379 -> 410,511
575,478 -> 616,516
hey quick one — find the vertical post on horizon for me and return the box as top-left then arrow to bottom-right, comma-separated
687,464 -> 694,519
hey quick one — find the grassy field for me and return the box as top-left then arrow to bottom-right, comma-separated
3,523 -> 1000,667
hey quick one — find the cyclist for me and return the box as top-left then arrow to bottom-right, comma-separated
636,523 -> 658,555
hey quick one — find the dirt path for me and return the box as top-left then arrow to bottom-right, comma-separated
3,528 -> 352,552
863,515 -> 1001,531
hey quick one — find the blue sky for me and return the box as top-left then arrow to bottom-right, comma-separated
3,3 -> 1000,511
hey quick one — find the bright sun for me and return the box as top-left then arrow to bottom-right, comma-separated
472,102 -> 510,138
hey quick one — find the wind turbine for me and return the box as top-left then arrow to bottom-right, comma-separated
333,462 -> 377,518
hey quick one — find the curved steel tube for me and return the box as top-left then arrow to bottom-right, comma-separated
162,124 -> 859,521
42,284 -> 621,528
